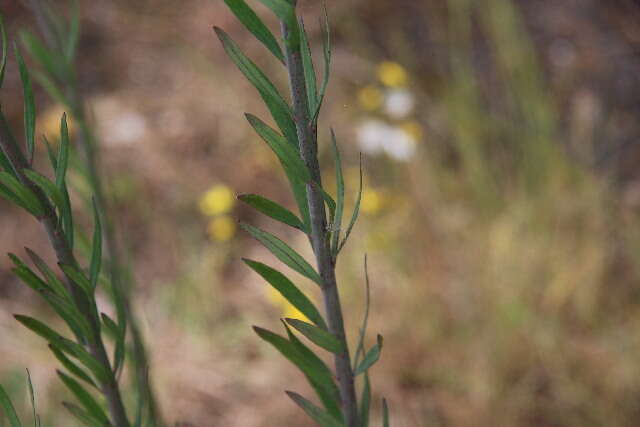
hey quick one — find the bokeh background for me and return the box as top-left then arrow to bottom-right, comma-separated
2,0 -> 640,425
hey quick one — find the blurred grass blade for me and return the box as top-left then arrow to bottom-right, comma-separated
89,198 -> 102,289
285,318 -> 343,354
238,194 -> 306,231
353,254 -> 371,368
243,259 -> 327,329
245,114 -> 310,183
360,373 -> 371,426
26,369 -> 37,427
382,398 -> 389,427
0,14 -> 7,88
23,170 -> 64,211
62,402 -> 101,427
0,171 -> 44,216
33,70 -> 70,107
100,313 -> 119,340
20,31 -> 65,81
214,27 -> 298,147
329,130 -> 344,256
299,19 -> 317,114
312,4 -> 331,123
242,223 -> 322,285
65,0 -> 80,61
0,383 -> 22,427
285,391 -> 342,427
223,0 -> 285,63
57,371 -> 109,425
15,44 -> 36,164
49,344 -> 97,388
337,155 -> 363,254
354,335 -> 383,376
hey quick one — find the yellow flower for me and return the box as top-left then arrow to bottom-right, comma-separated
361,189 -> 384,215
377,61 -> 408,88
357,85 -> 383,111
207,216 -> 237,242
266,286 -> 310,322
199,185 -> 235,216
400,121 -> 424,141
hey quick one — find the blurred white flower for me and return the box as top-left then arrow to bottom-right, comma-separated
383,128 -> 416,161
356,119 -> 416,161
383,89 -> 415,119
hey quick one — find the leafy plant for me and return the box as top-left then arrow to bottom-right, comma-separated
216,1 -> 388,426
0,15 -> 132,427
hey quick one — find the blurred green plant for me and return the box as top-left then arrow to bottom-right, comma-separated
216,1 -> 388,426
18,1 -> 162,424
0,15 -> 132,425
0,370 -> 40,427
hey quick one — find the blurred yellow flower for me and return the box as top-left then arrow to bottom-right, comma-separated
266,286 -> 310,322
199,184 -> 235,216
357,85 -> 383,111
38,104 -> 76,142
207,216 -> 237,242
361,189 -> 384,215
401,121 -> 424,141
377,61 -> 408,88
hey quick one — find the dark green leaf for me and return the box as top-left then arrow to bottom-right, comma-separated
0,111 -> 20,176
354,334 -> 383,376
0,14 -> 7,88
57,372 -> 109,426
243,259 -> 326,329
286,169 -> 311,232
15,44 -> 36,164
338,154 -> 363,254
26,369 -> 36,427
42,136 -> 58,171
60,182 -> 74,250
245,114 -> 310,183
285,318 -> 343,354
299,19 -> 317,114
59,264 -> 93,299
223,0 -> 285,63
49,344 -> 97,388
0,382 -> 21,427
0,171 -> 44,216
55,113 -> 70,189
214,27 -> 298,147
238,194 -> 306,232
241,224 -> 322,285
257,0 -> 299,50
23,169 -> 64,211
62,402 -> 101,427
25,248 -> 71,301
329,130 -> 344,256
360,373 -> 371,426
285,391 -> 342,427
89,198 -> 102,289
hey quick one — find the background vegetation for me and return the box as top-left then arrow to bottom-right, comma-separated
2,0 -> 640,425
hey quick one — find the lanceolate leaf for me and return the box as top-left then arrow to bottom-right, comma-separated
360,373 -> 371,426
354,334 -> 383,376
62,402 -> 101,427
26,369 -> 37,427
56,114 -> 70,189
299,19 -> 317,114
65,0 -> 80,61
285,318 -> 343,354
0,171 -> 44,216
223,0 -> 285,63
239,194 -> 306,232
20,31 -> 66,81
25,248 -> 71,301
49,344 -> 97,388
245,114 -> 310,183
23,169 -> 64,211
89,198 -> 102,289
15,44 -> 36,164
330,130 -> 344,256
257,0 -> 299,49
59,264 -> 93,299
214,27 -> 298,147
337,155 -> 363,254
241,223 -> 322,285
57,371 -> 109,426
285,391 -> 343,427
243,259 -> 326,329
0,382 -> 21,427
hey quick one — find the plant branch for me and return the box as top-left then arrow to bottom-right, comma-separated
280,15 -> 360,427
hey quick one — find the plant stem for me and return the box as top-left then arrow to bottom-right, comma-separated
280,14 -> 360,427
0,113 -> 131,427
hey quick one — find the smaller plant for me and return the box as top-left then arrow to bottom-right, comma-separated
216,1 -> 389,426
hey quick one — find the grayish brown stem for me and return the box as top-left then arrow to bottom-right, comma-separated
280,14 -> 360,427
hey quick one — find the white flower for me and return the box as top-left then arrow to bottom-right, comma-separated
356,119 -> 392,155
383,89 -> 415,119
383,127 -> 416,161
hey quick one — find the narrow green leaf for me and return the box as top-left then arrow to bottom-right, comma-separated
312,4 -> 331,123
0,14 -> 7,88
0,383 -> 21,427
26,369 -> 37,426
243,259 -> 326,329
23,170 -> 64,211
10,264 -> 50,294
0,171 -> 44,216
0,111 -> 20,176
60,182 -> 74,250
214,27 -> 298,147
285,391 -> 342,427
299,19 -> 317,114
257,0 -> 299,50
15,44 -> 36,164
33,70 -> 70,108
59,264 -> 93,299
20,31 -> 66,81
49,344 -> 97,388
337,154 -> 363,254
62,402 -> 101,427
43,290 -> 92,341
0,184 -> 27,210
55,113 -> 70,189
285,318 -> 343,354
100,313 -> 119,340
287,170 -> 311,233
353,255 -> 372,368
65,1 -> 80,61
241,223 -> 322,285
57,371 -> 109,426
245,114 -> 310,183
42,136 -> 58,172
100,312 -> 126,374
329,130 -> 344,256
24,248 -> 71,301
223,0 -> 285,63
382,398 -> 390,427
238,194 -> 305,231
89,198 -> 102,289
354,334 -> 383,376
360,373 -> 371,426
